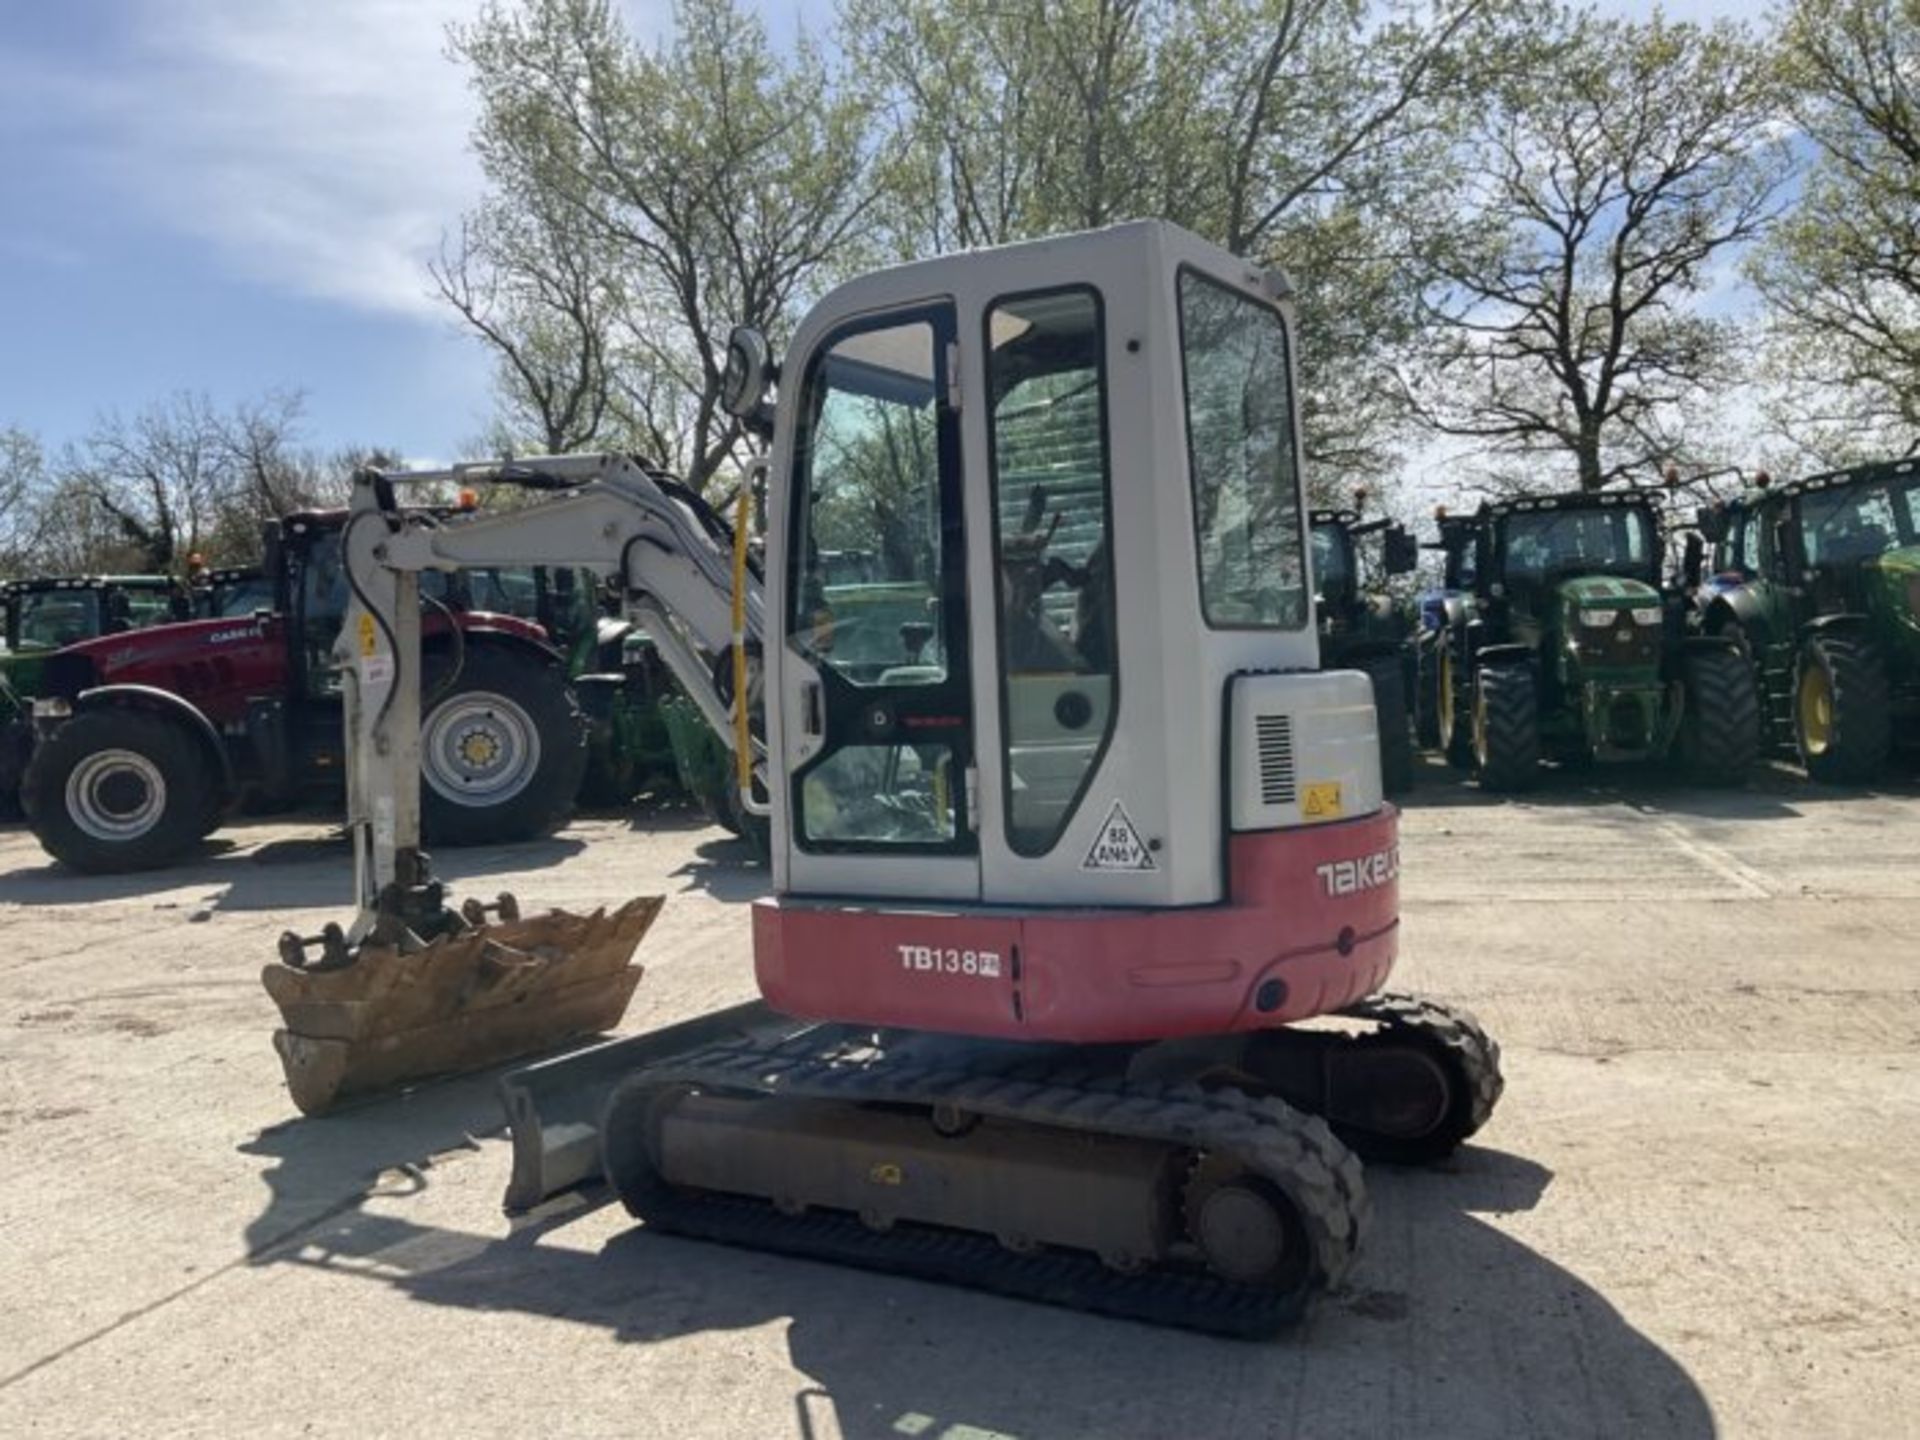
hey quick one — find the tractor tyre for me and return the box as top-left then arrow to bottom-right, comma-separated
1793,634 -> 1890,785
419,646 -> 587,846
1676,645 -> 1760,785
0,719 -> 31,820
1438,639 -> 1475,768
21,708 -> 217,873
1472,663 -> 1540,793
1365,658 -> 1415,795
1414,642 -> 1442,749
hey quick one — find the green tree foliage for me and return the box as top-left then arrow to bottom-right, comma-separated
842,0 -> 1503,494
1753,0 -> 1920,462
1406,7 -> 1790,492
447,0 -> 877,486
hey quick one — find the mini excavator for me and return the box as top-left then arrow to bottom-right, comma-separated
262,221 -> 1503,1335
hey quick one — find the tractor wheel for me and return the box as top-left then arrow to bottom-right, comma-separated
1793,634 -> 1890,785
21,709 -> 217,873
1438,640 -> 1475,768
419,646 -> 587,845
1471,664 -> 1539,793
1676,645 -> 1760,785
1365,658 -> 1414,795
0,719 -> 31,820
1414,642 -> 1442,749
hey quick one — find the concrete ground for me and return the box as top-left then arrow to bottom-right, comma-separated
0,762 -> 1916,1439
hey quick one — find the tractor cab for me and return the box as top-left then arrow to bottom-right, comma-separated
193,566 -> 275,620
1481,492 -> 1663,616
1308,508 -> 1418,627
2,576 -> 186,652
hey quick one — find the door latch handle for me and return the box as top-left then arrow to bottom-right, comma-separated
802,680 -> 823,736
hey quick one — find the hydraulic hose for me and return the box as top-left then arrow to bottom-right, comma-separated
731,486 -> 765,817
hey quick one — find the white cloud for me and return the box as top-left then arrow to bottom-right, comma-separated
1,2 -> 678,320
95,0 -> 492,318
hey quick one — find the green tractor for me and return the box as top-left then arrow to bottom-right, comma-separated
1690,459 -> 1920,782
1309,508 -> 1419,793
462,564 -> 680,806
1435,489 -> 1759,791
1,575 -> 190,812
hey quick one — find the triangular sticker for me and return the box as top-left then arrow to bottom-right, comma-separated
1083,801 -> 1157,871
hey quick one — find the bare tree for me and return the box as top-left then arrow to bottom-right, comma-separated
431,197 -> 616,454
1404,8 -> 1791,491
0,427 -> 43,576
447,0 -> 879,487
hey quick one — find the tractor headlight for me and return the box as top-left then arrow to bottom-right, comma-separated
1579,608 -> 1615,627
1631,607 -> 1662,625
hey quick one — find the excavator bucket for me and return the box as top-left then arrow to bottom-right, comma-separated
261,896 -> 661,1115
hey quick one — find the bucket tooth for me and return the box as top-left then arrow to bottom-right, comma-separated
262,895 -> 662,1114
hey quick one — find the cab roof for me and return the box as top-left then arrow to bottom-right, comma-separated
1482,489 -> 1661,520
2,574 -> 177,595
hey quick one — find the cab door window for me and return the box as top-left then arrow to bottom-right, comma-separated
788,308 -> 972,850
984,287 -> 1116,855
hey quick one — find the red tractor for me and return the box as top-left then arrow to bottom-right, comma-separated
21,509 -> 586,873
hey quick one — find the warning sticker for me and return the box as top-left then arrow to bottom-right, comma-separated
357,612 -> 377,657
1302,781 -> 1344,821
1083,801 -> 1157,872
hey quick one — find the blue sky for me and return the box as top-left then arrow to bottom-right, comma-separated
0,0 -> 1760,466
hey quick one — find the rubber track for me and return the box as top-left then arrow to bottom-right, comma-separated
603,1030 -> 1370,1338
1340,991 -> 1505,1142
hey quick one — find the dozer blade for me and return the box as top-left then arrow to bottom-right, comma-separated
262,897 -> 662,1115
497,999 -> 811,1212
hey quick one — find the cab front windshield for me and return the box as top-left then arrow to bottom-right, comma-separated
13,591 -> 103,649
1798,474 -> 1920,565
1499,505 -> 1655,584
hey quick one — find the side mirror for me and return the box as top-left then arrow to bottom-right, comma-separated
1694,506 -> 1727,544
719,326 -> 778,432
1383,525 -> 1418,577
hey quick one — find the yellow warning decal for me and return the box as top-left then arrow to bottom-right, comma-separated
1302,781 -> 1343,821
357,612 -> 377,657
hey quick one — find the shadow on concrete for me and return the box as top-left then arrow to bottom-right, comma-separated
1399,753 -> 1919,819
238,1098 -> 1715,1440
669,836 -> 771,903
0,828 -> 589,910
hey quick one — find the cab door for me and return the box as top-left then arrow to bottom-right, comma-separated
780,302 -> 980,901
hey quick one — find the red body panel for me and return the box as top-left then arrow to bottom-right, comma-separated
66,616 -> 288,726
754,807 -> 1399,1043
59,611 -> 552,729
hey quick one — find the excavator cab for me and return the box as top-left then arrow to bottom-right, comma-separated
262,221 -> 1501,1335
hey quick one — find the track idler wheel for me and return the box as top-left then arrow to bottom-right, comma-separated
1241,992 -> 1504,1166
